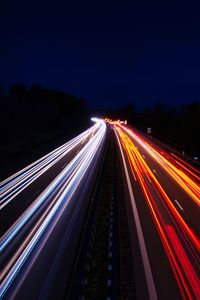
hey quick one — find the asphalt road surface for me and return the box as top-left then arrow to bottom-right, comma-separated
1,119 -> 199,300
114,122 -> 200,300
0,118 -> 106,300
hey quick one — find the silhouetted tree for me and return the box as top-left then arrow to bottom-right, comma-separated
1,84 -> 90,160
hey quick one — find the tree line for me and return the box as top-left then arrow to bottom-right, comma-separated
1,84 -> 199,159
0,84 -> 89,159
103,101 -> 200,156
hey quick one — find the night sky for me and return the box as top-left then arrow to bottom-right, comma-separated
1,1 -> 200,109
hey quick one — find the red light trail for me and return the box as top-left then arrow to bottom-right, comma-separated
114,123 -> 200,300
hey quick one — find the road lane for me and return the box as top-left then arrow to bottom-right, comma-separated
0,119 -> 107,300
114,123 -> 200,300
0,124 -> 99,207
0,123 -> 99,236
115,131 -> 158,300
120,125 -> 200,237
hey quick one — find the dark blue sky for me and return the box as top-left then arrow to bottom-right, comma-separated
1,1 -> 200,109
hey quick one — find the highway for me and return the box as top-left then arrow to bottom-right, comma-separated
113,122 -> 200,300
0,118 -> 106,300
1,117 -> 199,300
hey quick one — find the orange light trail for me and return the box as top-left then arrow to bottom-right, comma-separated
121,125 -> 200,206
170,153 -> 200,177
114,124 -> 200,300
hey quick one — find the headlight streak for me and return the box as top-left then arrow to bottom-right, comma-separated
0,119 -> 106,299
0,127 -> 99,251
114,124 -> 200,300
0,124 -> 100,208
1,124 -> 97,189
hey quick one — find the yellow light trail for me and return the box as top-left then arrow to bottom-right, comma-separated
114,124 -> 200,299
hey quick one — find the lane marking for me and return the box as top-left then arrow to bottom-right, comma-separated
108,264 -> 112,271
107,279 -> 112,286
153,169 -> 156,173
175,200 -> 184,211
115,130 -> 158,300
